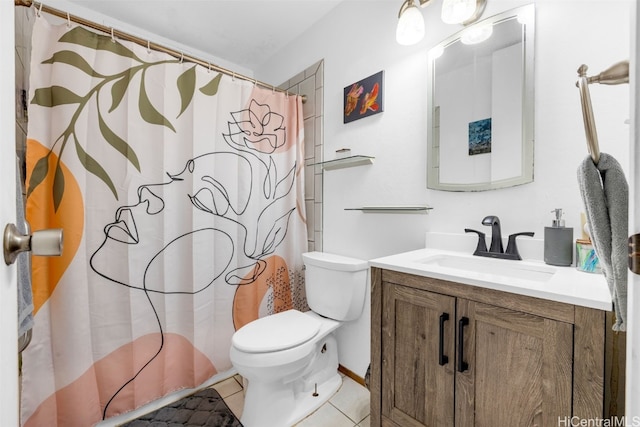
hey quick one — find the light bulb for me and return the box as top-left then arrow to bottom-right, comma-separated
396,2 -> 425,46
441,0 -> 476,24
460,24 -> 493,45
429,45 -> 444,59
517,7 -> 534,26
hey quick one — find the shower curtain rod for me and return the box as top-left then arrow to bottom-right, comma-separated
14,0 -> 306,104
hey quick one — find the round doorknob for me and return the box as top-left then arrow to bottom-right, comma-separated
3,223 -> 63,265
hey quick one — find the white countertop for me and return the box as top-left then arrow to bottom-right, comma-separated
369,248 -> 612,311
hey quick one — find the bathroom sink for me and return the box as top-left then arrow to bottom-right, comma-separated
419,254 -> 556,283
369,246 -> 612,312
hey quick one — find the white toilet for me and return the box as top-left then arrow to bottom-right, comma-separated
229,251 -> 368,427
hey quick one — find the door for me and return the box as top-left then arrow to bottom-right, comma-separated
455,299 -> 573,426
381,283 -> 455,427
628,0 -> 640,415
0,1 -> 19,426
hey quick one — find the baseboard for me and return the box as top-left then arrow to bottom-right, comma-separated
338,364 -> 366,388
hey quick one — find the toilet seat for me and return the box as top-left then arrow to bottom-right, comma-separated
232,310 -> 321,353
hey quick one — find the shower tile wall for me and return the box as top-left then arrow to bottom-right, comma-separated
280,60 -> 324,252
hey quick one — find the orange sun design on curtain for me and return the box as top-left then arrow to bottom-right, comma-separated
25,139 -> 84,315
232,255 -> 293,330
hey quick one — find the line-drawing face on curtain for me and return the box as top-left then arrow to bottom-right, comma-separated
22,16 -> 307,426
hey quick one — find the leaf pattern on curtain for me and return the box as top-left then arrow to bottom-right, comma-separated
28,26 -> 177,208
22,16 -> 307,426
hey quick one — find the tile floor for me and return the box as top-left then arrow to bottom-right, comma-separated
212,373 -> 370,427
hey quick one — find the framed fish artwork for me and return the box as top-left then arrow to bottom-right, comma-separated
343,71 -> 384,123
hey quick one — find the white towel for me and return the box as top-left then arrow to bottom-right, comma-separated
577,153 -> 628,331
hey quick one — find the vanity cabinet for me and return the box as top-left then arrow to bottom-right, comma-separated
371,268 -> 621,427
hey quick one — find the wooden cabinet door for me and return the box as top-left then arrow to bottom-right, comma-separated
455,299 -> 573,427
381,283 -> 456,427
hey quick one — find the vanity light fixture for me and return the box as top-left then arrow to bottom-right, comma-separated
396,0 -> 431,46
441,0 -> 487,25
460,23 -> 493,45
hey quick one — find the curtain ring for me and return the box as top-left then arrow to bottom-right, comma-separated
111,28 -> 116,43
180,52 -> 184,63
66,12 -> 71,28
147,40 -> 151,54
253,78 -> 257,87
272,85 -> 275,94
207,63 -> 211,73
36,2 -> 43,18
232,72 -> 235,81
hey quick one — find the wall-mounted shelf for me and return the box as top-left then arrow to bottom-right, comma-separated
311,155 -> 374,170
345,206 -> 433,213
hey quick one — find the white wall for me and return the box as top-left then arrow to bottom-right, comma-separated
257,0 -> 632,377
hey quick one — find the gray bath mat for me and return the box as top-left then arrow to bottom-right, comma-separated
121,387 -> 243,426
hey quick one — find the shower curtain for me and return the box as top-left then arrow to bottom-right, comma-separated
21,16 -> 307,426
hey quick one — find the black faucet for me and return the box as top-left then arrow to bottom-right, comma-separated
465,216 -> 534,260
482,215 -> 503,254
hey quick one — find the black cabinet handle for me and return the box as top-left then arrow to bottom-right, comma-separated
457,317 -> 469,372
439,313 -> 449,366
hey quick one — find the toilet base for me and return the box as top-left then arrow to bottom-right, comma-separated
239,372 -> 342,427
287,373 -> 341,426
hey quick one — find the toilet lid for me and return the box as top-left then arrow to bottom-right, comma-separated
232,310 -> 322,353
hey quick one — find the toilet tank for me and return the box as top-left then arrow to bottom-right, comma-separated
302,251 -> 368,321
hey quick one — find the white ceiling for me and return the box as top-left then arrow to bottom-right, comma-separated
63,0 -> 345,70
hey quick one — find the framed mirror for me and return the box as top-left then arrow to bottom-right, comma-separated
427,4 -> 535,191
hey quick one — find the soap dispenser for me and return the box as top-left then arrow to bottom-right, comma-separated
544,208 -> 573,266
